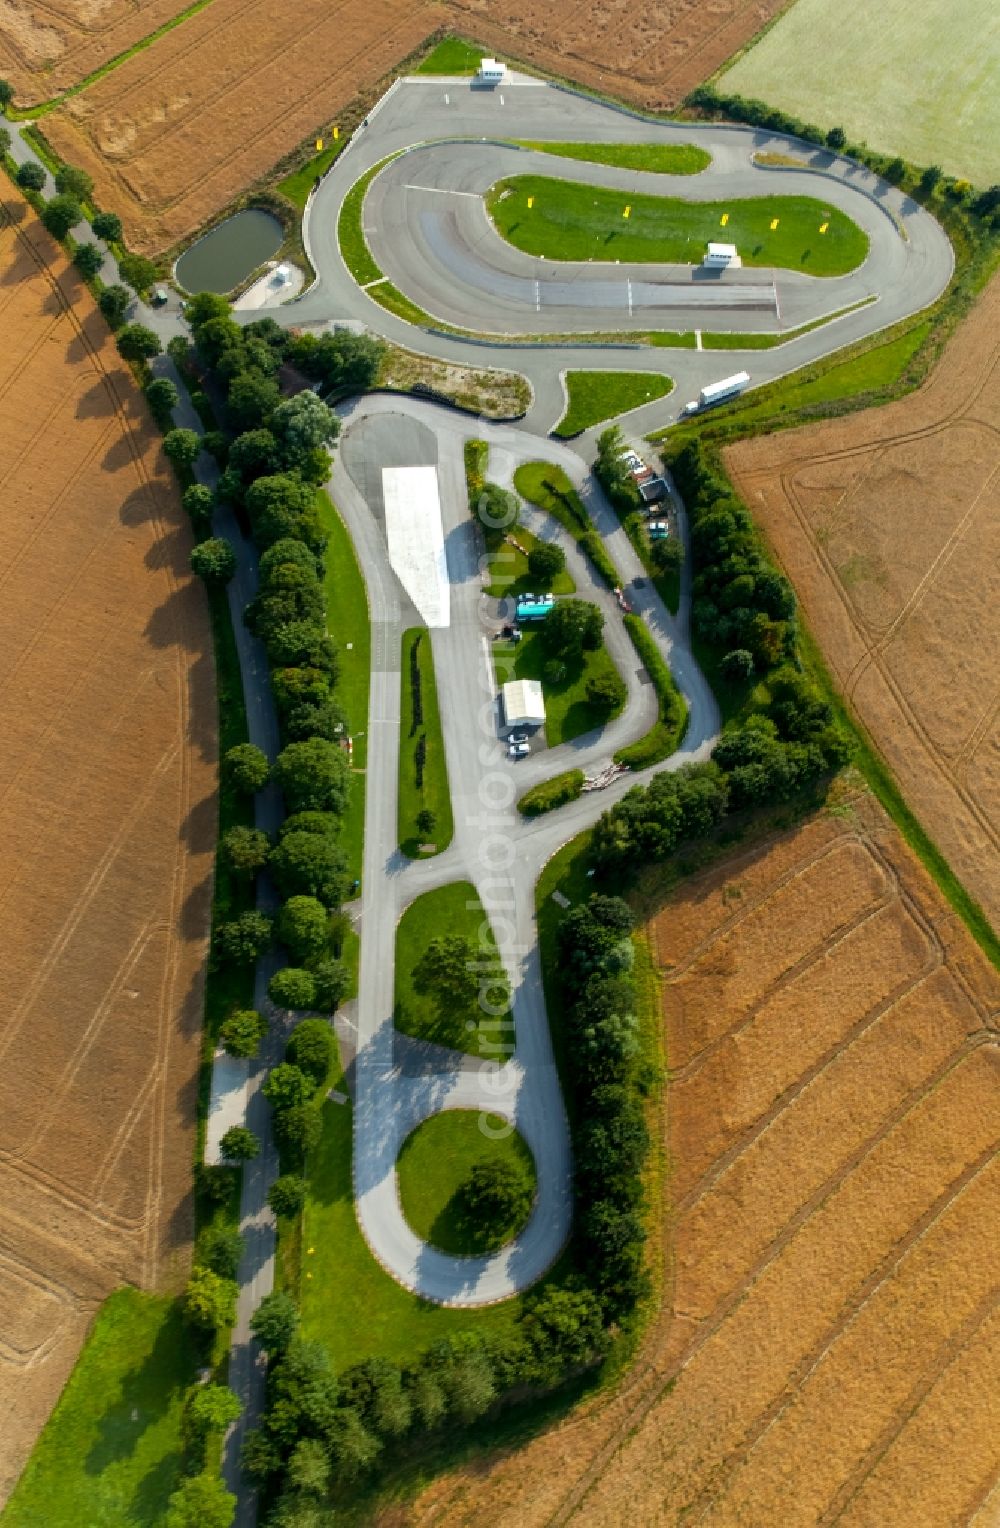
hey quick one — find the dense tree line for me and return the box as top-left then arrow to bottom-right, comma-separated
243,1275 -> 607,1522
556,895 -> 651,1320
588,441 -> 853,873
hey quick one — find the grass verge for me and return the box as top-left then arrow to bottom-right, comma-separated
398,628 -> 454,858
415,36 -> 485,74
516,141 -> 710,175
513,462 -> 620,588
278,140 -> 346,210
2,1290 -> 199,1526
394,882 -> 513,1057
493,629 -> 625,746
397,1111 -> 537,1254
653,317 -> 933,446
318,492 -> 370,892
487,175 -> 869,275
555,370 -> 674,436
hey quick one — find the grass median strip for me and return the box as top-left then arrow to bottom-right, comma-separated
395,882 -> 513,1057
487,174 -> 869,275
513,461 -> 620,588
398,628 -> 454,858
518,768 -> 586,816
516,141 -> 710,175
651,316 -> 933,446
554,369 -> 674,436
614,615 -> 689,769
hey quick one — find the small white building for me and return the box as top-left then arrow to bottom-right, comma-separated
502,678 -> 545,732
704,242 -> 742,269
478,57 -> 506,83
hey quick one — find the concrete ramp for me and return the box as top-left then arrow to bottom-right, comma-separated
382,465 -> 450,628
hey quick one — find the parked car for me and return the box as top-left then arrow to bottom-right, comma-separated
509,740 -> 530,757
648,520 -> 670,540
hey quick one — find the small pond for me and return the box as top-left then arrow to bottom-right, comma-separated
175,208 -> 283,294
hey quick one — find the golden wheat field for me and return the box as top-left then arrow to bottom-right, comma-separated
0,194 -> 216,1503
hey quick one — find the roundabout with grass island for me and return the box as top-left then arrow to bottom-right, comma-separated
396,1111 -> 537,1257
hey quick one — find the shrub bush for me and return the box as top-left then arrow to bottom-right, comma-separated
518,769 -> 585,816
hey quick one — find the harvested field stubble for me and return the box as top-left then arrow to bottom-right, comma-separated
0,198 -> 215,1504
401,795 -> 1000,1526
725,274 -> 1000,936
34,0 -> 790,252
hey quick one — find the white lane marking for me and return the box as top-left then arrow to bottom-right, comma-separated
499,93 -> 505,105
773,280 -> 782,323
627,277 -> 632,317
404,184 -> 481,198
695,328 -> 702,350
361,276 -> 389,290
535,279 -> 541,312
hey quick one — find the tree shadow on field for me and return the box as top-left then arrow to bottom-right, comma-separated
84,1299 -> 193,1478
144,582 -> 209,657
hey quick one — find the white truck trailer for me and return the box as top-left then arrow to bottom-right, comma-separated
683,370 -> 750,414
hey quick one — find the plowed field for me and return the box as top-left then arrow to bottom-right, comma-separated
725,276 -> 1000,936
400,794 -> 1000,1525
0,196 -> 216,1504
30,0 -> 787,253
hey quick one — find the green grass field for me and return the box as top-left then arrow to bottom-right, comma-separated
487,175 -> 868,275
555,370 -> 674,436
416,36 -> 484,74
494,628 -> 624,746
395,882 -> 513,1057
516,141 -> 710,175
484,524 -> 576,598
398,628 -> 454,858
3,1290 -> 199,1528
396,1111 -> 537,1254
318,493 -> 369,892
722,0 -> 1000,188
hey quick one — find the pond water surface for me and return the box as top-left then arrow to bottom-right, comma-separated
175,208 -> 283,294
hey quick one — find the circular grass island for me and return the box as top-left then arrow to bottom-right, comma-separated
396,1110 -> 537,1257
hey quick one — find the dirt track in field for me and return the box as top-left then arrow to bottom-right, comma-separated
11,0 -> 788,254
724,275 -> 1000,936
0,196 -> 216,1505
398,794 -> 1000,1526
